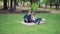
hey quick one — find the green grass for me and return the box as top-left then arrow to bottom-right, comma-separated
0,13 -> 60,34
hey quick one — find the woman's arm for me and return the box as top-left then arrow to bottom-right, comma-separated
31,15 -> 35,20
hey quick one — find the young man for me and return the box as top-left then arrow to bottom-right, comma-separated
24,11 -> 31,23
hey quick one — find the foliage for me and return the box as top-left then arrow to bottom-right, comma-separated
17,0 -> 22,3
31,3 -> 38,11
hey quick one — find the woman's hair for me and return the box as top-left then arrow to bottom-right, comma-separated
31,11 -> 35,15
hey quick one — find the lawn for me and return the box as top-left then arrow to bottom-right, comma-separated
0,13 -> 60,34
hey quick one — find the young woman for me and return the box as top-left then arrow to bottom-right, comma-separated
30,11 -> 42,24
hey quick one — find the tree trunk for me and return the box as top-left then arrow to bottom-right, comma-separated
45,3 -> 47,8
30,0 -> 33,10
10,0 -> 13,13
39,4 -> 41,8
57,3 -> 59,9
30,0 -> 32,5
16,1 -> 19,6
7,0 -> 9,8
55,4 -> 57,10
50,1 -> 52,8
10,0 -> 13,10
3,0 -> 8,10
23,2 -> 25,7
14,0 -> 16,11
55,3 -> 59,10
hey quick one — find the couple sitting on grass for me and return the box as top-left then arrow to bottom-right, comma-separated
23,11 -> 45,24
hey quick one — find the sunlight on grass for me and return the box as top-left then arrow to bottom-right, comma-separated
0,13 -> 60,34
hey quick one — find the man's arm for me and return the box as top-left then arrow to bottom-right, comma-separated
24,18 -> 28,22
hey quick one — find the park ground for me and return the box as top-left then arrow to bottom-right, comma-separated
0,13 -> 60,34
0,1 -> 60,34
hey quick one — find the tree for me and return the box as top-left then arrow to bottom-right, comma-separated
10,0 -> 13,10
30,0 -> 39,10
49,0 -> 60,10
38,0 -> 41,8
55,0 -> 60,10
14,0 -> 16,10
44,0 -> 48,8
3,0 -> 8,10
49,0 -> 52,8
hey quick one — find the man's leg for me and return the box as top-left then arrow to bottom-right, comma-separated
35,18 -> 42,24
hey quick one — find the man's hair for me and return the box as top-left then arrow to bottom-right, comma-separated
27,10 -> 33,13
31,10 -> 34,13
27,10 -> 35,15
